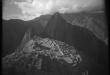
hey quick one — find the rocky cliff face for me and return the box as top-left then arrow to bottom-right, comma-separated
2,31 -> 87,75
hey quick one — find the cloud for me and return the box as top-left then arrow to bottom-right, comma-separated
12,0 -> 104,20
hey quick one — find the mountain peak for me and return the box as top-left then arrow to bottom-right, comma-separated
51,12 -> 63,20
44,12 -> 69,41
54,12 -> 61,16
46,12 -> 67,27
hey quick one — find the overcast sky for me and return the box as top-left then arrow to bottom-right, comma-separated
3,0 -> 104,21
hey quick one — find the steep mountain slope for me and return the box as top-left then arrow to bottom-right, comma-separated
44,13 -> 108,75
2,31 -> 86,75
61,12 -> 108,44
3,19 -> 43,57
45,13 -> 106,56
35,12 -> 107,45
36,15 -> 52,27
44,13 -> 73,43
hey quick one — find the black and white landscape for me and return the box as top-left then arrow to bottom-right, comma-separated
2,12 -> 108,75
2,0 -> 108,75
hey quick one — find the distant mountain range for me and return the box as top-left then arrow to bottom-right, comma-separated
35,12 -> 108,44
2,12 -> 108,75
3,12 -> 107,43
62,12 -> 108,43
